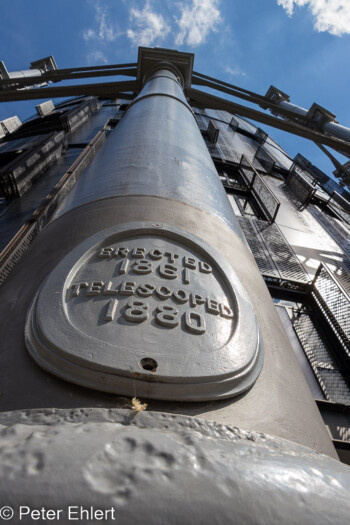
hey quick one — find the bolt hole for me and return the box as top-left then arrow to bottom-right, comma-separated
140,358 -> 158,372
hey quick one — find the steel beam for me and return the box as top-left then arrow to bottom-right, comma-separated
0,80 -> 139,102
185,87 -> 350,156
192,74 -> 310,125
0,68 -> 137,89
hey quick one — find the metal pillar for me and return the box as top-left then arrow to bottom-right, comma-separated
54,67 -> 242,236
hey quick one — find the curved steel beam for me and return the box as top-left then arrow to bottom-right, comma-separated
0,80 -> 139,102
185,86 -> 350,156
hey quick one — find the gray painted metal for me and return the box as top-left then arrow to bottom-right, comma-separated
277,100 -> 350,144
6,68 -> 42,79
53,69 -> 243,238
0,408 -> 349,525
0,194 -> 336,456
0,68 -> 138,88
25,222 -> 263,401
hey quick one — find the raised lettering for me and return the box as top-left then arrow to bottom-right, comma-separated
183,256 -> 196,269
86,281 -> 103,296
184,311 -> 206,334
136,283 -> 155,297
98,247 -> 113,259
155,305 -> 179,328
172,289 -> 189,304
155,285 -> 172,300
105,299 -> 118,322
124,300 -> 148,323
183,268 -> 190,285
71,282 -> 88,297
133,259 -> 153,274
220,304 -> 234,319
117,247 -> 129,258
103,281 -> 118,295
159,263 -> 178,279
164,251 -> 179,264
119,281 -> 136,296
118,259 -> 129,275
199,261 -> 212,274
132,247 -> 145,258
190,293 -> 205,307
206,298 -> 220,315
149,249 -> 162,260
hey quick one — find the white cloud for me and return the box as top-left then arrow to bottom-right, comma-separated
277,0 -> 350,36
225,66 -> 247,77
175,0 -> 221,46
87,51 -> 108,65
83,29 -> 96,41
127,2 -> 170,47
83,2 -> 120,42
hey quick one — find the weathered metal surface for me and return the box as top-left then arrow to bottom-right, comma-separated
0,408 -> 349,525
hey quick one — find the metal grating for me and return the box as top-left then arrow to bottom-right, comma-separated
309,205 -> 350,257
331,205 -> 350,226
238,217 -> 309,285
294,153 -> 311,171
254,128 -> 268,145
255,221 -> 310,283
207,119 -> 219,144
334,259 -> 350,297
229,116 -> 239,131
206,142 -> 222,160
331,192 -> 350,216
0,131 -> 66,199
239,155 -> 280,222
217,128 -> 241,163
0,223 -> 39,286
252,174 -> 280,223
194,113 -> 207,132
312,263 -> 350,355
238,217 -> 279,278
328,192 -> 350,226
293,313 -> 350,405
318,369 -> 350,405
286,166 -> 315,210
61,97 -> 98,134
254,145 -> 275,173
218,144 -> 240,163
239,155 -> 256,187
0,128 -> 106,286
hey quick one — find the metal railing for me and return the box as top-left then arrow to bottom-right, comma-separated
312,263 -> 350,356
239,154 -> 280,223
286,165 -> 316,210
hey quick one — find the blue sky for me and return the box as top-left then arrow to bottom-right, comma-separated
1,0 -> 350,178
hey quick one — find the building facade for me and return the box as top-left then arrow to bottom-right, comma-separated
0,48 -> 350,522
